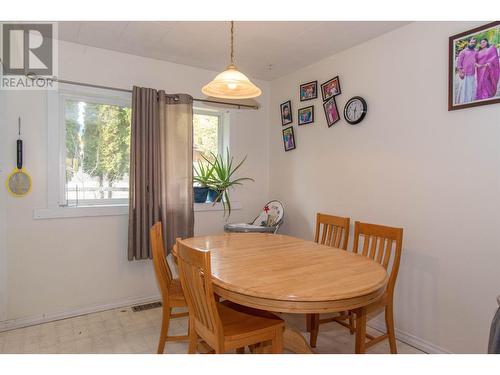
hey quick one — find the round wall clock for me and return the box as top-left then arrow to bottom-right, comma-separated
343,96 -> 367,125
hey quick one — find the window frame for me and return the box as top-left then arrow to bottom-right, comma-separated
193,107 -> 225,159
48,84 -> 132,209
41,86 -> 233,219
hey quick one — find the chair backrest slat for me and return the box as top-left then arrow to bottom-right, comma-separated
176,239 -> 223,347
361,235 -> 370,256
353,221 -> 403,300
326,225 -> 333,246
382,238 -> 393,269
321,223 -> 328,245
150,222 -> 173,302
369,235 -> 378,259
376,237 -> 386,263
314,213 -> 350,250
331,226 -> 339,247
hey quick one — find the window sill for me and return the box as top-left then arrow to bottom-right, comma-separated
33,205 -> 128,220
194,201 -> 241,212
33,201 -> 241,219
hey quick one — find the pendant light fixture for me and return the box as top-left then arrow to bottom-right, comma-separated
202,21 -> 262,99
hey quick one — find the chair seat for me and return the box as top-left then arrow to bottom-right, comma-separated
218,300 -> 284,340
168,279 -> 187,306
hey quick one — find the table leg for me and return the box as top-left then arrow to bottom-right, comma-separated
283,327 -> 313,354
306,313 -> 312,332
355,306 -> 367,354
309,313 -> 319,348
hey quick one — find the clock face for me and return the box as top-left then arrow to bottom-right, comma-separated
344,97 -> 367,125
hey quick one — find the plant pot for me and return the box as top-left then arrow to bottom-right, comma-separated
207,188 -> 222,203
193,186 -> 209,203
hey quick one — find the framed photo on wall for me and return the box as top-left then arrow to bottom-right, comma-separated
280,100 -> 293,125
282,126 -> 296,151
320,76 -> 341,101
298,105 -> 314,125
299,81 -> 318,101
449,21 -> 500,111
323,97 -> 340,127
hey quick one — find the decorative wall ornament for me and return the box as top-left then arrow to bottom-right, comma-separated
320,76 -> 341,101
449,21 -> 500,111
282,126 -> 296,151
300,81 -> 318,101
323,97 -> 340,127
298,105 -> 314,125
280,100 -> 293,126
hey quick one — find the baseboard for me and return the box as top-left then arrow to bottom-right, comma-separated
368,318 -> 452,354
0,294 -> 161,333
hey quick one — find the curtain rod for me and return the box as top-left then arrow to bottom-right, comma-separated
27,75 -> 260,110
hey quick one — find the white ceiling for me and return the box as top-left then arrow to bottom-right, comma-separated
58,21 -> 409,81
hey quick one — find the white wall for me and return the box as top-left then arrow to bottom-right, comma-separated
0,40 -> 270,325
269,21 -> 500,354
0,91 -> 8,322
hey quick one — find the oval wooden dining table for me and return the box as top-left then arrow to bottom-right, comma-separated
177,232 -> 388,354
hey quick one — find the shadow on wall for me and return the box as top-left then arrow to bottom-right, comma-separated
395,248 -> 440,344
280,206 -> 443,351
278,202 -> 313,240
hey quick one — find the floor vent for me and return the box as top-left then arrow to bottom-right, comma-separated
131,301 -> 162,312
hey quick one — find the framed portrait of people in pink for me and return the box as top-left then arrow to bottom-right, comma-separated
282,126 -> 296,151
323,97 -> 340,127
449,21 -> 500,111
320,76 -> 341,101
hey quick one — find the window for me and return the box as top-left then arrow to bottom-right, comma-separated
63,98 -> 131,206
193,109 -> 223,163
52,86 -> 132,208
42,85 -> 229,218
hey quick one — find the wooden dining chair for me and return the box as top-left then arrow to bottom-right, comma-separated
150,222 -> 189,353
306,213 -> 350,347
350,221 -> 403,353
310,220 -> 403,353
314,213 -> 350,249
176,239 -> 285,354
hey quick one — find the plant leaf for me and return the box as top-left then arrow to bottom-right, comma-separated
197,148 -> 253,218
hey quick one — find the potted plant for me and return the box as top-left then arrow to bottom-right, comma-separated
202,148 -> 254,217
193,160 -> 214,203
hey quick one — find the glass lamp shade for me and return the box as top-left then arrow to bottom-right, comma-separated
202,64 -> 262,99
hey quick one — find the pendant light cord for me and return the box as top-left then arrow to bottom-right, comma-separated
230,21 -> 234,65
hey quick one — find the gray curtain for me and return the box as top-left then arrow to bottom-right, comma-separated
128,87 -> 194,260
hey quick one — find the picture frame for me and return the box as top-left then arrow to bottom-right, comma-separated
320,76 -> 341,101
448,21 -> 500,111
280,100 -> 293,126
299,80 -> 318,101
298,105 -> 314,125
323,97 -> 340,127
282,126 -> 296,151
